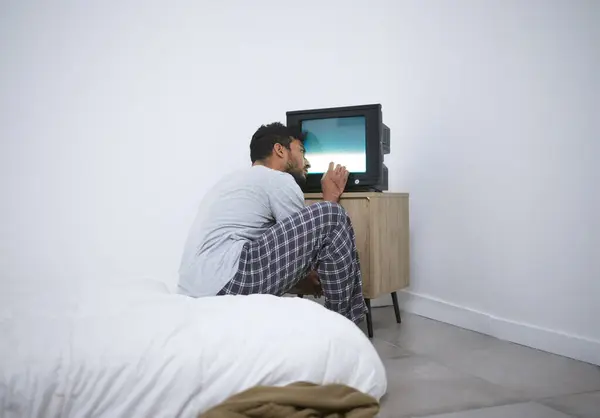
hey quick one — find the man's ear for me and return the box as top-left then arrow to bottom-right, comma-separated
273,143 -> 286,159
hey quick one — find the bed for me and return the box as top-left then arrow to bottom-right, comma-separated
0,278 -> 387,417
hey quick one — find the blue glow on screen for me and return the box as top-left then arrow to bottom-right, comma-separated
301,116 -> 367,174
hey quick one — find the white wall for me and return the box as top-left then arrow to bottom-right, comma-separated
1,1 -> 598,363
389,0 -> 600,365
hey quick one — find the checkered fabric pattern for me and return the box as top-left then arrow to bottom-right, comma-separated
218,201 -> 368,324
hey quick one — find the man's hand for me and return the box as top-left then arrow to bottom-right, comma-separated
321,162 -> 349,203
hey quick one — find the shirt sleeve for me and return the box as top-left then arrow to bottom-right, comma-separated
268,173 -> 305,222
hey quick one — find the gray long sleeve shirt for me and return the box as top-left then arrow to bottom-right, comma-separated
178,165 -> 304,297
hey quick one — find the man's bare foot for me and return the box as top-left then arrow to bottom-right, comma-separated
295,270 -> 322,297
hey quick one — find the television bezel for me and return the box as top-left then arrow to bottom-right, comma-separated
286,104 -> 383,192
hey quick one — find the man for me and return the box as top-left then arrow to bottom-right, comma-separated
178,122 -> 367,324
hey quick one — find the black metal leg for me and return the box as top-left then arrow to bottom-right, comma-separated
365,298 -> 374,338
391,291 -> 401,323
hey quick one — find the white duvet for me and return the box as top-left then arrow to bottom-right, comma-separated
0,279 -> 387,417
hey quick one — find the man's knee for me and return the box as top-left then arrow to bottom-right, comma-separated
307,201 -> 347,221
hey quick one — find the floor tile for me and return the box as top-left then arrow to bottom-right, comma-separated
370,307 -> 499,355
377,355 -> 520,418
540,391 -> 600,418
371,338 -> 413,360
427,341 -> 600,399
418,402 -> 574,418
371,307 -> 600,399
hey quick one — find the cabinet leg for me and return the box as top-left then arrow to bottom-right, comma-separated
365,298 -> 374,338
391,291 -> 401,323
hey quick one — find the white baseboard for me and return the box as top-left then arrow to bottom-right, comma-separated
395,290 -> 600,366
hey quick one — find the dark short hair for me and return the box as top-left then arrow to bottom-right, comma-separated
250,122 -> 305,163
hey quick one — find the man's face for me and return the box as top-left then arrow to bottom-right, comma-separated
284,138 -> 310,185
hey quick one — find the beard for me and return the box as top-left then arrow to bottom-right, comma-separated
289,170 -> 306,187
285,162 -> 306,187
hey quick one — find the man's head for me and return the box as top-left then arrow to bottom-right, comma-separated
250,122 -> 309,184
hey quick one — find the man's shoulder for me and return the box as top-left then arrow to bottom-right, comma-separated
220,166 -> 301,196
250,166 -> 297,186
222,166 -> 271,185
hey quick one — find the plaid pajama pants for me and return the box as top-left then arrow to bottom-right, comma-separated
217,201 -> 368,324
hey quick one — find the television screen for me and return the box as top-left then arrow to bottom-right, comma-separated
301,116 -> 367,174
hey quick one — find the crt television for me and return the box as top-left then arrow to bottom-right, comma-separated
286,104 -> 389,193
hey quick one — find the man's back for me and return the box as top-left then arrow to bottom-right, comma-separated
178,165 -> 304,297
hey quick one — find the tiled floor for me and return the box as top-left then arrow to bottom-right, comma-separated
363,307 -> 600,418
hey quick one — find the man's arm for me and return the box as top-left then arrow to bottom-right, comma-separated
268,176 -> 305,222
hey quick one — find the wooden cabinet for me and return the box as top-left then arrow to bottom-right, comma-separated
304,192 -> 410,300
